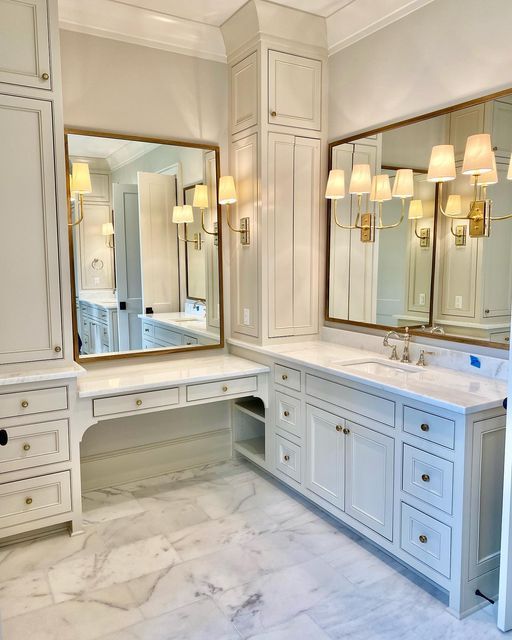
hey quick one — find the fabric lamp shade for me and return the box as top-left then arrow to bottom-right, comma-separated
462,134 -> 493,175
325,169 -> 345,199
71,162 -> 92,193
428,145 -> 456,182
392,169 -> 414,198
445,194 -> 463,217
408,199 -> 423,220
193,184 -> 209,209
349,164 -> 372,195
370,174 -> 392,202
101,222 -> 114,236
219,176 -> 237,204
471,152 -> 498,186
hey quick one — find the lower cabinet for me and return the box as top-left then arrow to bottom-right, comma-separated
306,404 -> 394,540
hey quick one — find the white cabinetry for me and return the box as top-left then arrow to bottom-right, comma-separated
231,52 -> 258,134
0,0 -> 51,90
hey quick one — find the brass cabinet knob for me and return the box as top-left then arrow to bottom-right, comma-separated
343,427 -> 350,435
270,110 -> 277,117
281,374 -> 288,381
54,346 -> 62,353
135,399 -> 143,406
419,534 -> 428,544
21,400 -> 29,408
283,410 -> 290,417
335,424 -> 343,432
420,423 -> 429,432
23,443 -> 31,452
41,72 -> 50,80
421,473 -> 430,483
283,454 -> 290,462
222,385 -> 228,392
25,497 -> 33,505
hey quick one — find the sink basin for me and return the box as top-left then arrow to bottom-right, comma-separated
333,359 -> 420,378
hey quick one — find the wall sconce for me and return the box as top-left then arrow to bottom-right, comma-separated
408,199 -> 430,247
219,176 -> 249,245
444,195 -> 467,246
172,205 -> 202,251
101,222 -> 114,249
69,162 -> 91,227
193,184 -> 218,246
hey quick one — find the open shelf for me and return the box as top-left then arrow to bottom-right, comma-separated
234,397 -> 265,422
233,397 -> 266,469
234,436 -> 265,465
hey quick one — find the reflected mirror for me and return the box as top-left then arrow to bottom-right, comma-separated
66,130 -> 222,361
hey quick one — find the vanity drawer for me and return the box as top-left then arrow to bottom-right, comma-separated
142,322 -> 154,337
0,419 -> 69,474
403,407 -> 455,449
274,364 -> 301,392
182,335 -> 198,346
306,374 -> 395,427
275,434 -> 301,483
93,388 -> 179,417
400,503 -> 451,577
402,445 -> 453,514
0,387 -> 68,420
187,376 -> 257,402
275,391 -> 302,437
0,471 -> 72,530
154,326 -> 182,346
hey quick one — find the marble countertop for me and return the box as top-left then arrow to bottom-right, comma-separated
228,339 -> 508,414
0,362 -> 85,387
139,313 -> 219,341
79,292 -> 117,311
78,354 -> 269,398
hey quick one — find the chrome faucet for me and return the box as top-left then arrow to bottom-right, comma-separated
383,327 -> 411,363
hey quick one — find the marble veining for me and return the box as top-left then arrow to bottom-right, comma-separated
0,361 -> 84,387
0,459 -> 508,639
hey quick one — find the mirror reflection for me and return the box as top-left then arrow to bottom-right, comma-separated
66,132 -> 222,359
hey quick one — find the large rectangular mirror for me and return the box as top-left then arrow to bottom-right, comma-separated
327,90 -> 512,349
66,129 -> 223,361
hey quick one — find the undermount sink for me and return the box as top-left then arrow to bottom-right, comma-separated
333,359 -> 421,378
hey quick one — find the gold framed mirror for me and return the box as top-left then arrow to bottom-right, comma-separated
65,128 -> 223,363
326,88 -> 512,350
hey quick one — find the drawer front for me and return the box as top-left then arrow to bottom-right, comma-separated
402,445 -> 454,514
400,503 -> 451,577
142,322 -> 155,337
0,419 -> 69,473
275,392 -> 302,437
154,325 -> 182,346
275,434 -> 301,482
274,364 -> 301,392
403,406 -> 455,449
182,335 -> 198,346
0,471 -> 72,530
187,377 -> 257,402
306,374 -> 395,427
93,388 -> 179,417
0,387 -> 68,420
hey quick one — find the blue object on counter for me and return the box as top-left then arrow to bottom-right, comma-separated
470,355 -> 481,369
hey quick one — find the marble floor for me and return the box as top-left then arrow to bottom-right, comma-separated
0,458 -> 509,639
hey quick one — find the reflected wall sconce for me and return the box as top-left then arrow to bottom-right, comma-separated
193,184 -> 218,246
219,176 -> 250,245
69,162 -> 91,227
408,199 -> 430,247
428,137 -> 512,238
101,222 -> 115,249
172,205 -> 202,250
325,167 -> 413,243
444,195 -> 467,246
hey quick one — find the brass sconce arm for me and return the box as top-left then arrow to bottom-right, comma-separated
226,203 -> 244,234
69,193 -> 85,227
376,198 -> 406,230
490,212 -> 512,221
331,197 -> 361,230
200,208 -> 218,236
177,225 -> 202,251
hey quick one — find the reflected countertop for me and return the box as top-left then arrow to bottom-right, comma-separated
139,313 -> 219,341
78,291 -> 117,311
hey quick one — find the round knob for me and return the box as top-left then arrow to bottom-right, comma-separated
0,430 -> 8,447
283,454 -> 290,462
23,443 -> 31,452
222,385 -> 228,392
343,427 -> 350,435
25,497 -> 33,506
336,424 -> 343,432
421,474 -> 430,483
54,346 -> 62,353
41,72 -> 49,80
135,399 -> 142,406
21,400 -> 29,409
283,411 -> 290,417
281,374 -> 288,381
419,534 -> 428,544
270,110 -> 277,117
420,423 -> 429,432
493,145 -> 498,151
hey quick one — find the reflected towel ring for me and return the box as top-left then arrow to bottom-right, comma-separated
91,258 -> 104,270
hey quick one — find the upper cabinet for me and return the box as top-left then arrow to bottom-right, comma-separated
268,50 -> 321,131
231,52 -> 258,135
0,0 -> 51,90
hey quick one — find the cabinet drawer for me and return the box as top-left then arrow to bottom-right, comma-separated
93,388 -> 179,417
142,322 -> 154,337
274,364 -> 301,392
403,406 -> 455,449
402,445 -> 453,514
187,377 -> 257,402
182,335 -> 198,346
154,325 -> 182,346
0,471 -> 71,530
306,374 -> 395,427
0,419 -> 69,473
275,391 -> 301,437
275,434 -> 301,482
400,503 -> 451,577
0,387 -> 68,420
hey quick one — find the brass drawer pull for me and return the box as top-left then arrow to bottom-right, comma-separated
283,454 -> 290,462
136,399 -> 143,406
343,427 -> 350,435
222,385 -> 228,392
41,72 -> 49,80
421,473 -> 430,483
270,110 -> 277,117
336,424 -> 343,432
25,497 -> 33,506
283,410 -> 290,417
281,374 -> 288,381
419,534 -> 428,544
420,423 -> 429,432
23,443 -> 31,452
54,346 -> 62,353
21,400 -> 29,408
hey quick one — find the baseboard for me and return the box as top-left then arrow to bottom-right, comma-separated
81,428 -> 232,491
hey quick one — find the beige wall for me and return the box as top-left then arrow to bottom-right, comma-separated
328,0 -> 512,139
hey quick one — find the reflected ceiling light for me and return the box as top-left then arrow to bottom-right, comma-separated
408,199 -> 430,247
193,184 -> 218,243
219,175 -> 249,245
68,161 -> 91,227
173,205 -> 202,251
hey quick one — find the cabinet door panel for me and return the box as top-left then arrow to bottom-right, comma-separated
77,203 -> 114,291
345,421 -> 394,540
306,405 -> 344,509
0,94 -> 62,363
231,52 -> 258,134
0,0 -> 51,90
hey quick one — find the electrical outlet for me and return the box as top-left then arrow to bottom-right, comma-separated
419,293 -> 426,306
94,277 -> 100,286
455,295 -> 463,309
243,308 -> 250,325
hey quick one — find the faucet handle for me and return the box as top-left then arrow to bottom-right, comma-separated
390,345 -> 399,361
416,349 -> 436,367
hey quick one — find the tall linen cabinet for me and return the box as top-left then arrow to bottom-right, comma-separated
223,4 -> 327,344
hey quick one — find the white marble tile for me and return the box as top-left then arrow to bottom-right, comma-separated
82,487 -> 145,525
277,509 -> 355,556
99,598 -> 240,640
0,569 -> 53,620
2,582 -> 143,640
48,535 -> 180,603
245,613 -> 331,639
